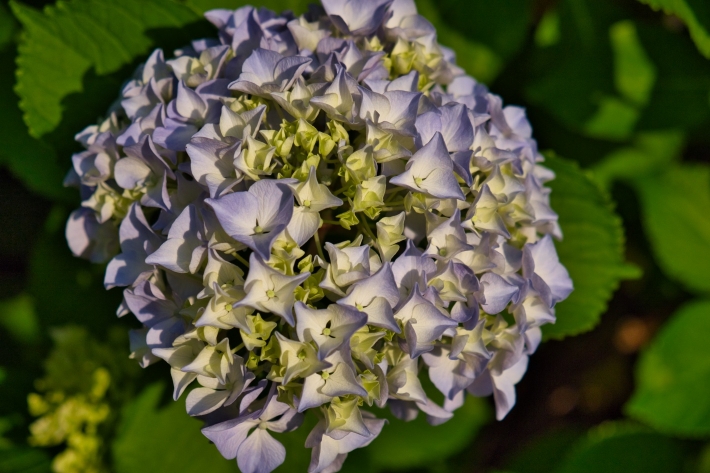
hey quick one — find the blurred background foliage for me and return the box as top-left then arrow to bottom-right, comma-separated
0,0 -> 709,471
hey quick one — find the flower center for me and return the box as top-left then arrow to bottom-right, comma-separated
266,289 -> 276,298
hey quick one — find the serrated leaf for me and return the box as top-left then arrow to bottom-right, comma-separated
638,0 -> 710,58
553,422 -> 687,473
10,0 -> 202,138
0,44 -> 72,201
626,300 -> 710,436
112,383 -> 234,473
185,0 -> 312,15
634,164 -> 710,294
542,155 -> 635,340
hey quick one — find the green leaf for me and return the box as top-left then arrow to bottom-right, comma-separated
637,0 -> 710,58
416,0 -> 503,84
0,447 -> 52,473
362,396 -> 489,471
0,294 -> 39,343
635,22 -> 710,131
592,130 -> 685,189
534,9 -> 561,48
506,428 -> 584,473
626,300 -> 710,436
582,96 -> 639,141
429,0 -> 531,62
581,20 -> 656,141
272,412 -> 319,473
542,155 -> 637,340
634,164 -> 710,294
609,20 -> 656,106
112,383 -> 234,473
524,0 -> 622,133
0,44 -> 71,202
0,3 -> 17,49
28,219 -> 123,332
553,422 -> 688,473
185,0 -> 312,15
10,0 -> 203,139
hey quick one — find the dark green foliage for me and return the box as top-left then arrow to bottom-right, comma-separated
1,0 -> 710,471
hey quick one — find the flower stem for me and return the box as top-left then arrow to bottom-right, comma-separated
313,229 -> 326,261
358,221 -> 377,242
233,252 -> 250,268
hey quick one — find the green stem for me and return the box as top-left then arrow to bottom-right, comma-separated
273,102 -> 287,121
313,229 -> 327,261
380,205 -> 405,212
233,252 -> 250,268
333,185 -> 350,195
359,221 -> 377,241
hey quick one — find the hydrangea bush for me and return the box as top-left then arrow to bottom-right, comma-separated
65,0 -> 573,471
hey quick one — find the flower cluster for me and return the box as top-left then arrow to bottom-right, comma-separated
65,0 -> 573,471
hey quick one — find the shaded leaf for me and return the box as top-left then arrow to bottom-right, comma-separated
416,0 -> 503,84
0,3 -> 17,49
272,411 -> 318,473
592,130 -> 685,189
0,294 -> 39,344
112,383 -> 234,473
0,45 -> 70,202
431,0 -> 531,62
553,422 -> 688,473
626,300 -> 710,436
634,164 -> 710,294
635,22 -> 710,131
0,447 -> 51,473
185,0 -> 312,15
610,20 -> 656,106
525,0 -> 622,133
506,428 -> 584,473
542,155 -> 638,340
28,220 -> 123,333
362,396 -> 489,471
638,0 -> 710,58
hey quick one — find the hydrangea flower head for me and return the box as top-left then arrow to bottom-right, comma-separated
65,1 -> 573,471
